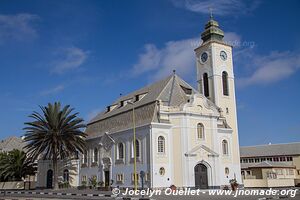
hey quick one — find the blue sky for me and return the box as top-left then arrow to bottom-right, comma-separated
0,0 -> 299,146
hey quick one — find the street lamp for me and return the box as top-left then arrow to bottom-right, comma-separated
128,101 -> 137,191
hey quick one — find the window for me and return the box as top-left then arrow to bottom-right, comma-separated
246,171 -> 251,175
82,151 -> 87,164
222,140 -> 229,155
82,175 -> 87,182
276,169 -> 283,175
280,157 -> 286,162
158,136 -> 165,153
159,167 -> 166,176
180,85 -> 192,95
261,158 -> 266,161
267,172 -> 277,179
197,123 -> 204,139
243,159 -> 248,163
298,170 -> 300,175
203,73 -> 209,97
249,159 -> 254,163
116,174 -> 124,183
131,173 -> 140,182
117,143 -> 124,159
287,157 -> 293,162
287,169 -> 294,175
267,157 -> 273,162
225,167 -> 229,175
63,169 -> 69,182
132,139 -> 140,158
93,148 -> 98,163
222,71 -> 229,96
273,157 -> 279,162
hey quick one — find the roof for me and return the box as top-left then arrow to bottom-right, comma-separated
85,74 -> 198,139
241,161 -> 295,169
0,136 -> 25,152
240,142 -> 300,158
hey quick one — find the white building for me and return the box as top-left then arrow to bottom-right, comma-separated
38,17 -> 242,189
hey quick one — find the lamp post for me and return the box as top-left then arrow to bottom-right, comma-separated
128,101 -> 137,191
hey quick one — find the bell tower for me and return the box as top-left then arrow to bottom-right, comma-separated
194,16 -> 241,166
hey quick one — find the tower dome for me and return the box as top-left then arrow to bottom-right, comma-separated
201,16 -> 224,43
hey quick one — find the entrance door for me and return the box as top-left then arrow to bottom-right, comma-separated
194,164 -> 208,189
104,171 -> 110,187
46,169 -> 53,188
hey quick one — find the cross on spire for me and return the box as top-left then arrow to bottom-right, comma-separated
209,7 -> 213,19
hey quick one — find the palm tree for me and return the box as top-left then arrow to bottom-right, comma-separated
0,149 -> 36,181
23,102 -> 86,189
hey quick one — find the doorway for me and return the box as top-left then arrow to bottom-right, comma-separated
194,163 -> 208,189
46,169 -> 53,188
104,171 -> 110,187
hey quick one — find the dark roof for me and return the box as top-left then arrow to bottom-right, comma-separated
85,74 -> 198,139
241,161 -> 295,169
240,142 -> 300,158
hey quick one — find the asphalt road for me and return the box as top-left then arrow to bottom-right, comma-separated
0,188 -> 299,200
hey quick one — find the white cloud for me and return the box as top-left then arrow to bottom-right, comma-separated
40,85 -> 65,96
132,37 -> 198,81
51,47 -> 88,74
237,51 -> 300,87
132,32 -> 242,81
171,0 -> 260,16
0,13 -> 39,41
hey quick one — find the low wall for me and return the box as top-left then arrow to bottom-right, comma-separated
243,179 -> 295,188
244,179 -> 267,188
267,179 -> 294,187
0,181 -> 24,190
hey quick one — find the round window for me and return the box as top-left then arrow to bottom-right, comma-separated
159,167 -> 165,176
225,167 -> 229,175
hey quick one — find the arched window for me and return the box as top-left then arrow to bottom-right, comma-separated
93,148 -> 98,163
118,143 -> 124,159
132,139 -> 140,158
222,140 -> 229,155
222,71 -> 229,96
203,73 -> 209,97
158,136 -> 165,153
63,169 -> 69,182
197,123 -> 204,139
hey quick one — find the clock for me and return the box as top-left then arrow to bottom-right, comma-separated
201,52 -> 208,63
220,51 -> 227,61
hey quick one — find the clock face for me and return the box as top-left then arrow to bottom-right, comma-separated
220,51 -> 227,61
201,52 -> 208,63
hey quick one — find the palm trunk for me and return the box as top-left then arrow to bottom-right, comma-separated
53,157 -> 59,190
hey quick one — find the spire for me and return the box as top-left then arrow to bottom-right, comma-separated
201,13 -> 224,43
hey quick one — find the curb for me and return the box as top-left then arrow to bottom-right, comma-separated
0,190 -> 117,198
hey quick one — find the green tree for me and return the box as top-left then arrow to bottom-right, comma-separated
23,102 -> 86,189
0,149 -> 36,181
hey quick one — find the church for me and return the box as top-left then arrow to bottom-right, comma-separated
37,17 -> 242,189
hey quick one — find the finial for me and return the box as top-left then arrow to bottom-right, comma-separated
173,69 -> 176,74
209,7 -> 213,19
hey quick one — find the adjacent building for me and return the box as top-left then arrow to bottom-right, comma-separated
240,143 -> 300,188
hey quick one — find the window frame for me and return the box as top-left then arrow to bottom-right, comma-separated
157,136 -> 165,154
222,71 -> 229,96
222,139 -> 229,156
